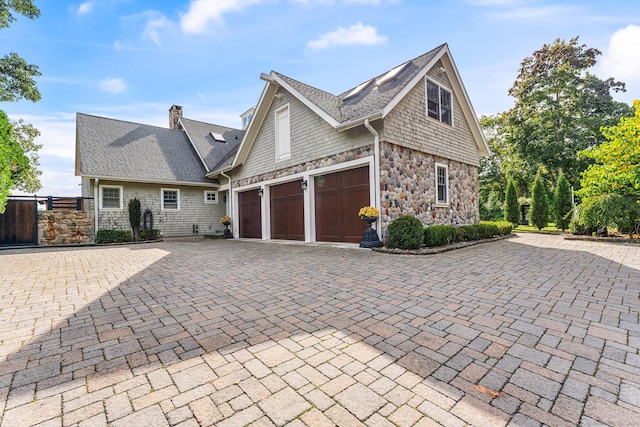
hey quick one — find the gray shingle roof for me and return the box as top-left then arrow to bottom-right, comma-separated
76,113 -> 213,184
179,118 -> 244,172
274,44 -> 444,123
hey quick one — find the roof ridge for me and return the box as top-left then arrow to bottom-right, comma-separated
77,112 -> 182,132
181,116 -> 242,131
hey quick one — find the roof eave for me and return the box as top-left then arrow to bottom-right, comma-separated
80,175 -> 220,187
334,112 -> 383,132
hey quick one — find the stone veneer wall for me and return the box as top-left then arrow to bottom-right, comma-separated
38,211 -> 94,246
379,141 -> 479,235
233,145 -> 375,187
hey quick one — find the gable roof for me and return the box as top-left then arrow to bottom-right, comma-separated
179,118 -> 244,173
232,43 -> 489,169
75,113 -> 215,185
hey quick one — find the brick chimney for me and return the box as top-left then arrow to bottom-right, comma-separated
169,105 -> 183,130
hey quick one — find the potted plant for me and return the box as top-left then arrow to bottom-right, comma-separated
358,206 -> 382,248
220,215 -> 233,239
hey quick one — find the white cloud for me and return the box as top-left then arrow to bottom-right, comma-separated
307,23 -> 387,50
290,0 -> 397,4
487,5 -> 583,21
601,25 -> 640,85
180,0 -> 266,34
99,78 -> 127,94
142,11 -> 172,48
77,2 -> 93,15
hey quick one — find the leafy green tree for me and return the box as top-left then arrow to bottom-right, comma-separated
554,173 -> 572,231
0,110 -> 30,212
504,179 -> 520,227
530,172 -> 549,230
0,0 -> 41,102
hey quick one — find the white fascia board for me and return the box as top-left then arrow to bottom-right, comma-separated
83,175 -> 220,188
269,72 -> 342,129
334,112 -> 383,132
179,118 -> 210,172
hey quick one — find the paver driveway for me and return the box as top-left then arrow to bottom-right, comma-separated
0,233 -> 639,426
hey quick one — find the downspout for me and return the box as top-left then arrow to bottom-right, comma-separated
94,178 -> 99,239
220,170 -> 232,234
364,119 -> 382,240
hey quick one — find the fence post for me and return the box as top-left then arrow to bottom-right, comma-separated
47,196 -> 53,210
76,197 -> 82,211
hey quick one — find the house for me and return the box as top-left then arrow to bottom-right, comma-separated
75,107 -> 243,237
207,43 -> 490,243
75,43 -> 489,243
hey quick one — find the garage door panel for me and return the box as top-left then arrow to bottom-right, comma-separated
315,166 -> 369,243
270,180 -> 304,241
239,190 -> 262,239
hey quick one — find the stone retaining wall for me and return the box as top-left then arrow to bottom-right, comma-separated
38,211 -> 94,246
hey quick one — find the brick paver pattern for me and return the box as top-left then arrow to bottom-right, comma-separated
0,233 -> 639,426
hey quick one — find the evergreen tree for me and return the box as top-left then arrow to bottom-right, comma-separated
530,172 -> 549,230
554,174 -> 572,231
504,179 -> 520,227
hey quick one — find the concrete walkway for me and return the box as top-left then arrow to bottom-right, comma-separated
0,233 -> 639,426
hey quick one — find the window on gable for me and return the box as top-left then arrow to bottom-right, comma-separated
435,163 -> 449,205
426,80 -> 453,126
204,190 -> 218,204
100,185 -> 122,209
162,189 -> 180,210
275,105 -> 291,161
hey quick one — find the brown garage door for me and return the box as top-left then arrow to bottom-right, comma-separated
238,189 -> 262,238
315,166 -> 370,243
270,180 -> 304,241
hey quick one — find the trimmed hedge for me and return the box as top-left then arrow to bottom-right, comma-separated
96,229 -> 132,244
139,228 -> 160,240
387,216 -> 424,249
423,221 -> 512,247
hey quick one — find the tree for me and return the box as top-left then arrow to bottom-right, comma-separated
128,198 -> 141,241
530,172 -> 549,230
0,1 -> 41,102
504,179 -> 520,227
479,37 -> 633,201
0,110 -> 30,213
554,173 -> 572,231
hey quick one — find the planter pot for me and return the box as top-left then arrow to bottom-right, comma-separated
360,216 -> 382,248
222,222 -> 233,239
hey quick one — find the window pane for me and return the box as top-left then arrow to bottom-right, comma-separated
164,191 -> 178,209
437,167 -> 447,203
102,188 -> 120,208
440,89 -> 452,125
427,81 -> 439,119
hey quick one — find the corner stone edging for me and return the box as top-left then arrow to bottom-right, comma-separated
371,233 -> 515,255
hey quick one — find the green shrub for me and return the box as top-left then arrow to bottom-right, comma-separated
490,221 -> 513,236
139,228 -> 160,240
387,216 -> 424,249
96,229 -> 132,244
424,225 -> 456,247
460,225 -> 478,241
530,172 -> 549,230
504,179 -> 520,227
554,174 -> 572,231
128,198 -> 141,240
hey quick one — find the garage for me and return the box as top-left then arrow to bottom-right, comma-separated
314,166 -> 370,243
238,189 -> 262,238
270,180 -> 304,240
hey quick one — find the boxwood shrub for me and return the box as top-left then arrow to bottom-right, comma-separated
423,221 -> 512,247
96,229 -> 132,244
139,228 -> 160,240
387,216 -> 424,249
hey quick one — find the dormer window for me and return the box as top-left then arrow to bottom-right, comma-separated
426,80 -> 452,126
241,107 -> 255,130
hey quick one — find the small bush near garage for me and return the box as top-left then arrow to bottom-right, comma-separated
424,221 -> 512,247
96,229 -> 132,244
139,228 -> 160,240
387,216 -> 424,249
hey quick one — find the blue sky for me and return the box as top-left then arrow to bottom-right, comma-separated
2,0 -> 640,196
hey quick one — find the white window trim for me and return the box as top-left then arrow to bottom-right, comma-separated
275,104 -> 291,162
99,185 -> 123,210
435,163 -> 449,206
425,79 -> 453,126
204,190 -> 219,204
161,188 -> 180,211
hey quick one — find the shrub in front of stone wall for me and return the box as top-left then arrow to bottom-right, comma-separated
139,228 -> 160,240
96,229 -> 132,244
387,216 -> 424,249
424,225 -> 457,247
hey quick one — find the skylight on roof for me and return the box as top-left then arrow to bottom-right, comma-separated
211,132 -> 226,142
376,61 -> 409,86
344,79 -> 373,100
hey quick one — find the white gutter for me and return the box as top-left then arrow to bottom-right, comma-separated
94,178 -> 99,237
364,119 -> 382,241
220,170 -> 232,217
335,112 -> 383,132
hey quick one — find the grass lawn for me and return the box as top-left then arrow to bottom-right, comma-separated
514,223 -> 564,233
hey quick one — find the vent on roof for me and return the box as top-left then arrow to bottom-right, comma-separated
376,61 -> 410,86
211,132 -> 226,142
344,79 -> 373,100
